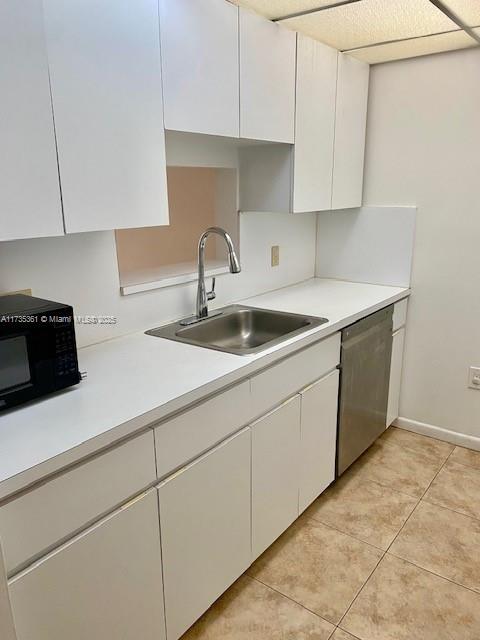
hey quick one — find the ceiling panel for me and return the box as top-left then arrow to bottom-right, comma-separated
440,0 -> 480,26
232,0 -> 339,20
283,0 -> 457,50
348,29 -> 477,64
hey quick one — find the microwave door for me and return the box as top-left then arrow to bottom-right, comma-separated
0,335 -> 32,394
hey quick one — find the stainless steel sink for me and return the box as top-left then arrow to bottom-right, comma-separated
146,305 -> 328,355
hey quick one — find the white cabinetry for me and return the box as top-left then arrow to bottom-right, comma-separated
9,490 -> 166,640
387,328 -> 406,426
0,432 -> 156,576
158,429 -> 251,640
387,299 -> 408,426
239,48 -> 369,213
251,397 -> 301,559
43,0 -> 168,233
159,0 -> 239,137
299,370 -> 339,512
239,9 -> 296,143
331,53 -> 370,210
294,35 -> 338,213
0,0 -> 63,241
0,544 -> 16,640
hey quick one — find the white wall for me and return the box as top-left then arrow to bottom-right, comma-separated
0,212 -> 316,348
315,205 -> 416,287
363,47 -> 480,439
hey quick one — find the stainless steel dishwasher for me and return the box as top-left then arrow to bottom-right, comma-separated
337,306 -> 393,476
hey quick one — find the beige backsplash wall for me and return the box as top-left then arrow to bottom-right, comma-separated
0,211 -> 316,348
115,168 -> 219,273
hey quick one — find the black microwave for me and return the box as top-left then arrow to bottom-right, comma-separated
0,294 -> 81,412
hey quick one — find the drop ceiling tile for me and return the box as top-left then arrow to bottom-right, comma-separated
284,0 -> 457,51
235,1 -> 339,20
348,29 -> 477,64
440,0 -> 480,27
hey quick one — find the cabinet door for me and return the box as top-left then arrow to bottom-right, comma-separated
387,328 -> 406,427
44,0 -> 169,233
240,8 -> 296,143
293,35 -> 338,213
331,54 -> 369,210
252,397 -> 301,560
0,543 -> 16,640
0,0 -> 63,241
159,0 -> 239,137
9,491 -> 166,640
299,370 -> 339,513
158,429 -> 251,640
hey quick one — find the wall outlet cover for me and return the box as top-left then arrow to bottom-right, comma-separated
468,366 -> 480,390
271,245 -> 280,267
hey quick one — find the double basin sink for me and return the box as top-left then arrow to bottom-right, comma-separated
146,305 -> 328,355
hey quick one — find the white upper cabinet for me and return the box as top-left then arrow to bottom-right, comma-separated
43,0 -> 169,233
159,0 -> 240,138
239,9 -> 296,143
331,53 -> 370,210
0,0 -> 63,241
294,34 -> 338,213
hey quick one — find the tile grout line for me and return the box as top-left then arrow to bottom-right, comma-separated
386,551 -> 480,597
353,438 -> 452,500
248,574 -> 337,629
301,512 -> 387,553
440,456 -> 480,474
383,446 -> 456,555
421,495 -> 480,524
336,545 -> 386,630
336,436 -> 456,629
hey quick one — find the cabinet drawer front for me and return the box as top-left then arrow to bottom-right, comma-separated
299,370 -> 339,513
0,431 -> 156,576
8,490 -> 165,640
251,333 -> 340,418
155,380 -> 251,478
393,298 -> 408,332
252,396 -> 301,559
158,429 -> 251,640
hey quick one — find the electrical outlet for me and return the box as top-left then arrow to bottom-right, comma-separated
271,245 -> 280,267
468,366 -> 480,390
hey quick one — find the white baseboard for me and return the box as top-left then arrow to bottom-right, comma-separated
394,417 -> 480,451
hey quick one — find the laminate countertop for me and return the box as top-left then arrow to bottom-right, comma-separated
0,278 -> 409,501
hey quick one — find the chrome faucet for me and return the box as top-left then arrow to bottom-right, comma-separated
181,227 -> 240,325
196,227 -> 241,319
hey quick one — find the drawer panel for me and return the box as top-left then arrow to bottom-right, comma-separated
393,298 -> 408,332
155,380 -> 251,478
250,333 -> 340,418
0,431 -> 156,576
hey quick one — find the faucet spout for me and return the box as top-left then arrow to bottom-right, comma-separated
196,227 -> 241,320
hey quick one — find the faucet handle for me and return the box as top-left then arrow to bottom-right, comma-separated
207,277 -> 216,301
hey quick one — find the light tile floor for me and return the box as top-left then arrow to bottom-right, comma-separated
183,427 -> 480,639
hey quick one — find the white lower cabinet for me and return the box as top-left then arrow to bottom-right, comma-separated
0,544 -> 16,640
299,370 -> 340,513
8,490 -> 166,640
251,396 -> 301,560
158,429 -> 251,640
387,327 -> 406,427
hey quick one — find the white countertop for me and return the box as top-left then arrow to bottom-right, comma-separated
0,278 -> 409,501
